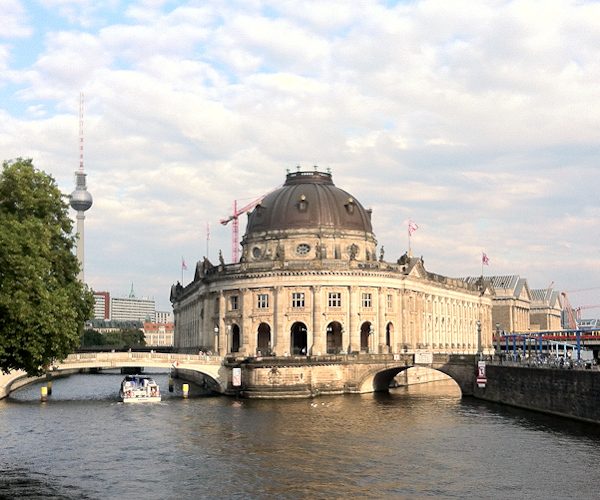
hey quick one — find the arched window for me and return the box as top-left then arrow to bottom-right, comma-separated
360,321 -> 372,353
231,324 -> 240,353
257,323 -> 271,355
326,321 -> 343,354
290,322 -> 308,355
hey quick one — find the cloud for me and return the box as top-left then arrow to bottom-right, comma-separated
2,0 -> 600,309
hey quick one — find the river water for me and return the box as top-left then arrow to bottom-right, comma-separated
1,371 -> 599,499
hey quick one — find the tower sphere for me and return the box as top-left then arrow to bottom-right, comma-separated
70,188 -> 93,212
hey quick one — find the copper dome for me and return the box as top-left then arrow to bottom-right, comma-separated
244,170 -> 373,235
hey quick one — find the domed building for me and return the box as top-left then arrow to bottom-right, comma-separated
170,169 -> 494,361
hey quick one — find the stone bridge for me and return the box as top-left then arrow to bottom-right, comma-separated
0,352 -> 225,399
221,352 -> 478,398
1,351 -> 478,400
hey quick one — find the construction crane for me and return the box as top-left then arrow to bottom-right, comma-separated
220,193 -> 269,263
575,304 -> 600,319
560,292 -> 578,329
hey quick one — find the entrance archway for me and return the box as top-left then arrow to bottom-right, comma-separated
231,324 -> 240,353
360,322 -> 372,353
290,322 -> 308,355
326,321 -> 343,354
257,323 -> 271,355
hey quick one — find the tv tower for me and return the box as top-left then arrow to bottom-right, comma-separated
69,92 -> 93,282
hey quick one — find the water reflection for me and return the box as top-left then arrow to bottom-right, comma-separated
2,373 -> 599,499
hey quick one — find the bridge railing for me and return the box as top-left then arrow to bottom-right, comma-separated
61,352 -> 223,364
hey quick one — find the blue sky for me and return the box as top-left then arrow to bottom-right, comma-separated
1,0 -> 600,312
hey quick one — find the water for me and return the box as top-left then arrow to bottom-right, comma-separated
1,371 -> 599,499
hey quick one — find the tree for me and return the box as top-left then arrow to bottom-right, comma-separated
0,158 -> 94,375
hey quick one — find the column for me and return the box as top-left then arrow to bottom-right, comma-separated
240,288 -> 252,354
311,286 -> 324,355
378,289 -> 386,353
348,286 -> 359,353
218,292 -> 226,355
273,286 -> 285,355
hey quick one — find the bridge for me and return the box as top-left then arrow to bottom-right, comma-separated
0,352 -> 224,399
0,350 -> 480,400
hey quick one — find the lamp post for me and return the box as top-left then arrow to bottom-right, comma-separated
476,320 -> 482,358
214,326 -> 219,354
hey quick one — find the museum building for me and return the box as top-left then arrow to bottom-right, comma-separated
170,169 -> 494,357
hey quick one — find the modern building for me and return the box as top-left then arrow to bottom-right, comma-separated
110,296 -> 156,322
171,169 -> 494,357
92,291 -> 110,320
155,310 -> 174,324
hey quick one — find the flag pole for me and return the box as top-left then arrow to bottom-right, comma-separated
408,225 -> 411,257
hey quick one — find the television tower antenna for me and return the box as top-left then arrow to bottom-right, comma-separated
69,92 -> 93,282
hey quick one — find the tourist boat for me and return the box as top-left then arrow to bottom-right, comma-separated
120,375 -> 161,403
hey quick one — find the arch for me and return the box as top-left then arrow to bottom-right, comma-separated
326,321 -> 343,354
290,321 -> 308,355
230,324 -> 241,353
385,322 -> 393,350
360,321 -> 372,353
357,364 -> 463,395
257,323 -> 271,355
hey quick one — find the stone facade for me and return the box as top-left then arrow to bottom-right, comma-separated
529,288 -> 562,331
171,170 -> 494,359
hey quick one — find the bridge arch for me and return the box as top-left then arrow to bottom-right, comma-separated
0,352 -> 227,399
356,363 -> 469,396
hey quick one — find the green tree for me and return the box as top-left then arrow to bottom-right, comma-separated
0,158 -> 93,375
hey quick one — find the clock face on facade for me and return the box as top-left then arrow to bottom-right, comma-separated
296,243 -> 311,256
252,246 -> 262,258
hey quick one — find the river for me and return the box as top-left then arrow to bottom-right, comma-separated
1,371 -> 599,499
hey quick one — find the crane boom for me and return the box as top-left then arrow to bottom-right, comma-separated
560,292 -> 578,329
220,192 -> 269,263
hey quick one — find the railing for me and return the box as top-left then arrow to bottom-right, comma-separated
62,352 -> 223,364
487,354 -> 599,371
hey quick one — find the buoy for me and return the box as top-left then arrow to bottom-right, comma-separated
40,386 -> 48,402
168,376 -> 174,393
182,383 -> 189,399
47,380 -> 53,396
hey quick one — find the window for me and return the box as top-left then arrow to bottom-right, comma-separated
257,293 -> 269,309
328,292 -> 341,308
387,294 -> 393,310
362,293 -> 372,308
230,295 -> 239,310
292,292 -> 305,308
296,243 -> 310,256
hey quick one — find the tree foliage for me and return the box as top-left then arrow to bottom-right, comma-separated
0,158 -> 94,375
81,328 -> 146,349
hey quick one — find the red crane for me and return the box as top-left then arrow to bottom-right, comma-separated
220,193 -> 269,263
560,292 -> 578,329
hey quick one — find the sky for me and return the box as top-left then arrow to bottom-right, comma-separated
1,0 -> 599,313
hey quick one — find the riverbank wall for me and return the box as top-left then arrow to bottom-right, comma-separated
473,364 -> 600,424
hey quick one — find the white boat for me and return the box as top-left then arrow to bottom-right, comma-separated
120,375 -> 161,403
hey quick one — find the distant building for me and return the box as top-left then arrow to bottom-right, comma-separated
143,322 -> 174,346
111,296 -> 155,322
93,291 -> 110,320
529,288 -> 562,331
463,275 -> 532,333
155,310 -> 174,324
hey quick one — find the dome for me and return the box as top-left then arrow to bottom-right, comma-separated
244,170 -> 373,236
